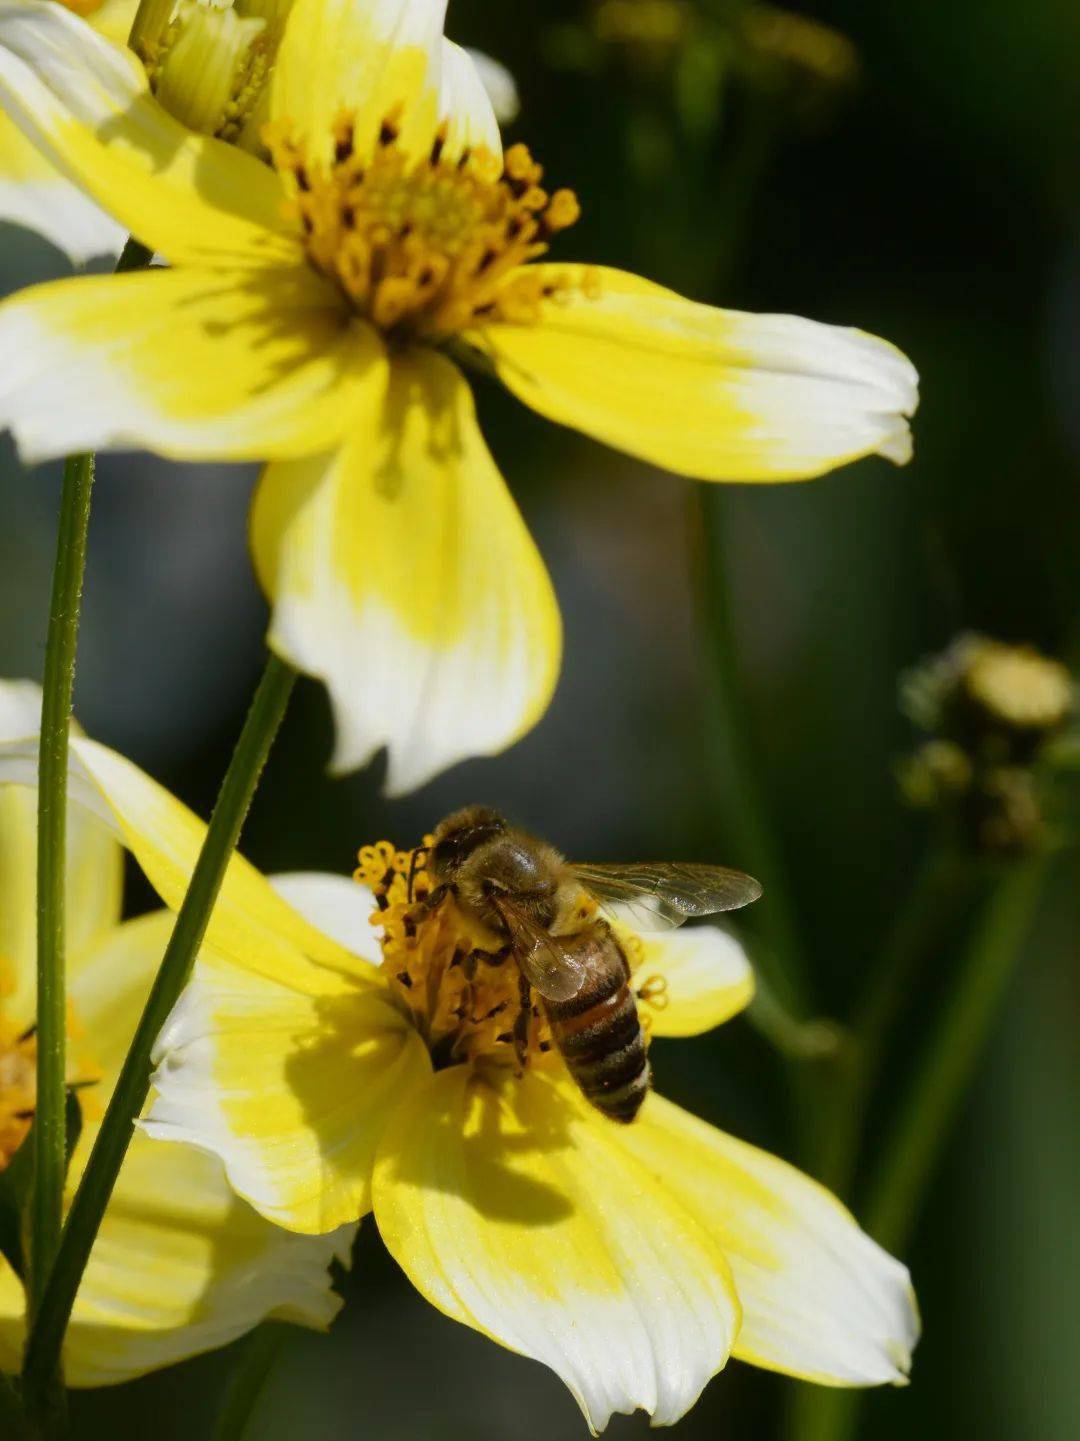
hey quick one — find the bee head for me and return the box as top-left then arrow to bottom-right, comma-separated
428,806 -> 508,884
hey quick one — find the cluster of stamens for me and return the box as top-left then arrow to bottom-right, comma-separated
355,841 -> 557,1072
0,1020 -> 37,1170
267,113 -> 589,339
354,841 -> 666,1075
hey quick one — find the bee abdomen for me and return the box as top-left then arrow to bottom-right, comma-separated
545,978 -> 650,1124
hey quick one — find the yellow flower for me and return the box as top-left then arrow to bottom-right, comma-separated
0,702 -> 917,1425
132,840 -> 914,1430
0,0 -> 516,260
0,679 -> 352,1384
0,0 -> 918,792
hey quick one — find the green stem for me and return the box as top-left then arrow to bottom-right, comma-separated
788,855 -> 1049,1441
30,453 -> 94,1322
865,855 -> 1047,1254
214,1324 -> 290,1441
28,230 -> 151,1331
815,847 -> 974,1195
23,654 -> 296,1412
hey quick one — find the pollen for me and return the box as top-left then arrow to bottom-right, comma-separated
0,1020 -> 37,1170
355,841 -> 558,1074
267,113 -> 588,340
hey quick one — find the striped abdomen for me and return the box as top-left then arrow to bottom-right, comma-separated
542,925 -> 651,1123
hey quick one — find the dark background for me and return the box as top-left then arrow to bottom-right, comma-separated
1,0 -> 1078,1436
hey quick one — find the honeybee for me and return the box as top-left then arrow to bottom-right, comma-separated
424,806 -> 761,1123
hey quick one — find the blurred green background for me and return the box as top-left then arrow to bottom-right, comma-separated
2,0 -> 1078,1436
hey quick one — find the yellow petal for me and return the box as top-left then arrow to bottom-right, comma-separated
1,899 -> 353,1386
619,1094 -> 919,1386
88,0 -> 140,49
0,111 -> 124,260
0,1261 -> 23,1376
145,952 -> 432,1234
63,1133 -> 352,1385
251,349 -> 561,793
373,1068 -> 741,1431
67,911 -> 175,1092
629,925 -> 754,1038
0,3 -> 297,265
0,264 -> 370,463
0,679 -> 122,1031
0,732 -> 370,994
472,266 -> 918,482
272,0 -> 446,164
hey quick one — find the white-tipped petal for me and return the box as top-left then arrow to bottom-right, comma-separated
630,924 -> 755,1037
251,349 -> 561,794
475,266 -> 918,482
145,955 -> 432,1234
619,1096 -> 920,1387
373,1069 -> 741,1432
464,46 -> 518,124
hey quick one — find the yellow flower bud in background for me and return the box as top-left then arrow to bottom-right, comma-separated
136,0 -> 295,143
898,633 -> 1077,857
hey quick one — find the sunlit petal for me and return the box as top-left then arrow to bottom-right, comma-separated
145,954 -> 432,1233
0,264 -> 369,463
619,1095 -> 919,1386
629,925 -> 754,1038
0,732 -> 370,993
251,349 -> 561,793
269,873 -> 383,965
0,3 -> 296,264
373,1067 -> 741,1431
473,266 -> 918,481
272,0 -> 449,164
0,110 -> 123,259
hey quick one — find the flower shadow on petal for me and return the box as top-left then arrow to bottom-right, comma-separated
376,1069 -> 577,1226
278,988 -> 434,1213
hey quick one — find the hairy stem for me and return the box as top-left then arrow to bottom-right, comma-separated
23,655 -> 296,1413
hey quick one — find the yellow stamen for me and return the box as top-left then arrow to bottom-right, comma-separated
355,841 -> 556,1072
0,1019 -> 37,1170
266,115 -> 588,340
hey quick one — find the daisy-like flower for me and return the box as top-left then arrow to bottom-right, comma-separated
0,703 -> 917,1426
0,0 -> 520,263
0,0 -> 917,793
0,680 -> 355,1384
118,831 -> 914,1427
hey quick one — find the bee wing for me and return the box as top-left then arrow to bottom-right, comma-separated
488,894 -> 590,1003
570,862 -> 762,933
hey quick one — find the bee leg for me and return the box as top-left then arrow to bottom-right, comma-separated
419,882 -> 452,913
512,971 -> 532,1075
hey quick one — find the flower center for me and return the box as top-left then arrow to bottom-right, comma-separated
355,841 -> 663,1077
266,114 -> 586,340
0,1019 -> 37,1171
